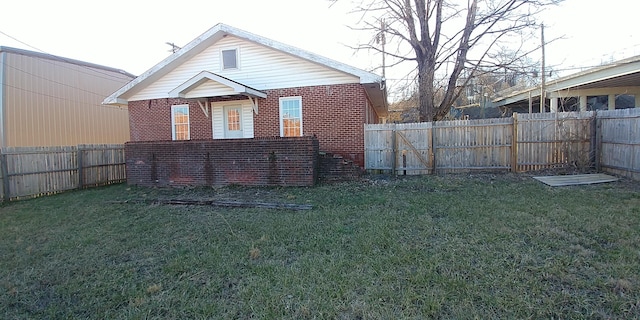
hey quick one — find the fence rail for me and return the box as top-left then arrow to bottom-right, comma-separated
365,108 -> 640,180
0,144 -> 125,201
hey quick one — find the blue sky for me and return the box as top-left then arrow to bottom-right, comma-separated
1,0 -> 636,96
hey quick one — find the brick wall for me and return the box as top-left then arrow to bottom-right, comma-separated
128,98 -> 213,141
254,83 -> 369,167
125,137 -> 319,187
128,83 -> 374,167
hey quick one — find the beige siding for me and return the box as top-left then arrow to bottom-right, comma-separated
3,52 -> 133,147
130,36 -> 359,101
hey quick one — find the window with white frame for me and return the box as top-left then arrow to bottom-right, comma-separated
221,48 -> 238,70
279,97 -> 302,137
171,104 -> 190,140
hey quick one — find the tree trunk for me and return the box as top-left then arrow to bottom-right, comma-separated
418,60 -> 436,122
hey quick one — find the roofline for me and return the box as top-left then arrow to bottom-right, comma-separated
102,23 -> 383,105
0,46 -> 136,78
215,24 -> 382,84
493,54 -> 640,106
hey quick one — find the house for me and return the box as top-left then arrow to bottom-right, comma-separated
102,23 -> 388,167
491,55 -> 640,113
0,46 -> 135,148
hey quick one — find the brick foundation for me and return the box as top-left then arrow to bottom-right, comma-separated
125,137 -> 319,187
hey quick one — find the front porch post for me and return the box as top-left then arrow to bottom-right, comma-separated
608,94 -> 616,110
580,96 -> 588,112
550,97 -> 558,113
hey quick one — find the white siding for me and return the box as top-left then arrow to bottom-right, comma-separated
211,100 -> 254,139
130,36 -> 359,101
186,80 -> 236,98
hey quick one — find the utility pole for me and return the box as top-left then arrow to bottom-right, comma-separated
378,19 -> 386,79
540,24 -> 546,113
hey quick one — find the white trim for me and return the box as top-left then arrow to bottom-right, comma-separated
197,100 -> 209,117
168,71 -> 267,99
171,104 -> 190,140
223,105 -> 243,138
279,96 -> 303,137
102,23 -> 383,106
211,100 -> 254,139
220,46 -> 240,71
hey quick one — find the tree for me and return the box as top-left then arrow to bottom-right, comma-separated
340,0 -> 563,121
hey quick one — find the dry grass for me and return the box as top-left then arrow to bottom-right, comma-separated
1,173 -> 639,319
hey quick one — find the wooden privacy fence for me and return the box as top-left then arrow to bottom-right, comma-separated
365,108 -> 640,179
0,144 -> 125,201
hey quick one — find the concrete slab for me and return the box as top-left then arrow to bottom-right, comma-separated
532,173 -> 619,187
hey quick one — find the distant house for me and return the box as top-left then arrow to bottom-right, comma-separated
102,23 -> 387,167
492,55 -> 640,113
0,46 -> 135,148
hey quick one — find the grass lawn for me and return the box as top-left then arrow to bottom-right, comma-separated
1,173 -> 639,319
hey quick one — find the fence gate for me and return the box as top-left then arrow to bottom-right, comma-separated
364,123 -> 432,175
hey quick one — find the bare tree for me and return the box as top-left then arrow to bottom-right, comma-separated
339,0 -> 563,121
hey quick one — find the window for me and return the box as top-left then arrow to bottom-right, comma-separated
221,48 -> 238,70
171,105 -> 190,140
223,105 -> 243,138
279,97 -> 302,137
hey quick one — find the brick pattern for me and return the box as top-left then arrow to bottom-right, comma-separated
128,98 -> 213,142
128,84 -> 377,167
255,83 -> 370,167
125,137 -> 319,187
318,152 -> 364,183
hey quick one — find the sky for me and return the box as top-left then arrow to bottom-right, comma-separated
1,0 -> 637,98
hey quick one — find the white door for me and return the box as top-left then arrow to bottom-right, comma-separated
223,105 -> 243,138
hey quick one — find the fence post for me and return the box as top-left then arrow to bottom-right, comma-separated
431,122 -> 436,175
511,113 -> 518,172
77,146 -> 84,189
593,115 -> 602,172
1,153 -> 9,201
391,124 -> 397,175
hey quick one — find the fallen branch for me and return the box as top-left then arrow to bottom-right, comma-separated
109,199 -> 313,211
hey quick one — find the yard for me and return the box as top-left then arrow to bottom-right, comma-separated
1,173 -> 639,319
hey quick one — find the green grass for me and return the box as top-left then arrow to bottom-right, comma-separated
1,174 -> 639,319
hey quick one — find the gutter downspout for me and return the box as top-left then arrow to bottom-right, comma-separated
0,50 -> 6,149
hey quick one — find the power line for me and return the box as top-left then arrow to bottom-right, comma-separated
0,30 -> 47,53
0,29 -> 136,81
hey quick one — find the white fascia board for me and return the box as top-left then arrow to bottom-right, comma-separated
102,23 -> 383,105
169,70 -> 267,99
546,59 -> 640,92
102,25 -> 228,105
492,56 -> 640,107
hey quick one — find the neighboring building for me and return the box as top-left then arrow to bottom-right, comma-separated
0,46 -> 135,148
103,23 -> 388,167
492,55 -> 640,113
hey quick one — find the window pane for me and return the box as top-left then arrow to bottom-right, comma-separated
227,109 -> 240,131
222,49 -> 237,69
172,105 -> 190,140
280,98 -> 302,137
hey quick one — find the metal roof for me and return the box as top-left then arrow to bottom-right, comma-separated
493,55 -> 640,107
0,46 -> 135,78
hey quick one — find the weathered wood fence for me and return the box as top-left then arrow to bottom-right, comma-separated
0,144 -> 126,201
365,108 -> 640,180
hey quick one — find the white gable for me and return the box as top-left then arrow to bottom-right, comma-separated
129,36 -> 359,102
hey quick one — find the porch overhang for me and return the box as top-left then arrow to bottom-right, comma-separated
169,71 -> 267,99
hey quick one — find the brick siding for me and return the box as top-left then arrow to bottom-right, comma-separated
125,137 -> 319,187
128,83 -> 376,167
